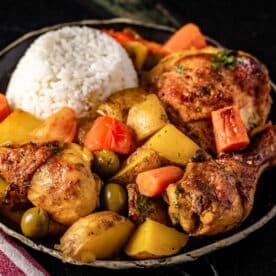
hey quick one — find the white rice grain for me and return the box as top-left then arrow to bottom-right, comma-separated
6,26 -> 138,119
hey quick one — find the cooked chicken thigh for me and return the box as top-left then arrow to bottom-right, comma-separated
28,144 -> 99,225
127,183 -> 170,225
0,142 -> 57,208
167,125 -> 276,236
147,47 -> 271,152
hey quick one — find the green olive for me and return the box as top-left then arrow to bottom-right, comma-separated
93,173 -> 104,191
93,150 -> 120,178
93,173 -> 104,208
20,207 -> 49,238
102,183 -> 127,214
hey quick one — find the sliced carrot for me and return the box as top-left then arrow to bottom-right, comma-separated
136,166 -> 183,197
163,23 -> 207,53
31,107 -> 77,143
0,93 -> 10,122
212,106 -> 250,153
84,116 -> 134,154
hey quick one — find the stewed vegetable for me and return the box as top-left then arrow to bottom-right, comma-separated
101,183 -> 127,214
84,116 -> 135,154
20,207 -> 49,238
93,150 -> 120,178
0,21 -> 270,264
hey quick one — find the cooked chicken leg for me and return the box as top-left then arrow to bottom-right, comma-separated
147,47 -> 271,152
167,125 -> 276,236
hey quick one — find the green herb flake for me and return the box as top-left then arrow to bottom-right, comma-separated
49,144 -> 59,155
175,64 -> 185,74
137,194 -> 154,215
171,212 -> 180,223
174,201 -> 181,208
175,186 -> 181,196
211,50 -> 238,71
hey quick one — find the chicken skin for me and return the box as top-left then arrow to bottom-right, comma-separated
146,47 -> 271,152
0,142 -> 58,209
127,183 -> 170,225
28,144 -> 99,225
167,125 -> 276,236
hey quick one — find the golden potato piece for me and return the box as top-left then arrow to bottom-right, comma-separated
111,147 -> 165,185
97,88 -> 148,122
125,218 -> 188,259
0,109 -> 41,145
30,107 -> 77,143
127,94 -> 168,141
124,41 -> 148,71
144,124 -> 201,165
60,211 -> 134,262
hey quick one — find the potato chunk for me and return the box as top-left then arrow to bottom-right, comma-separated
60,211 -> 134,262
127,94 -> 168,141
97,88 -> 147,122
144,124 -> 201,165
124,218 -> 188,259
111,148 -> 165,185
0,109 -> 41,145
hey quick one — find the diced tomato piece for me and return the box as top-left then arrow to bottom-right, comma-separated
84,116 -> 134,154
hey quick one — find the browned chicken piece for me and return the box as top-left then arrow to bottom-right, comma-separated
146,47 -> 271,152
167,125 -> 276,236
28,145 -> 99,226
0,142 -> 59,209
127,183 -> 170,225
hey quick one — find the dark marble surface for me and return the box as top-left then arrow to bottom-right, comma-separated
0,1 -> 276,275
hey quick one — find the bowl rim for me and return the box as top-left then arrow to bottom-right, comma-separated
0,17 -> 275,269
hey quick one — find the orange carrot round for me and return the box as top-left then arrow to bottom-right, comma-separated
163,23 -> 207,53
136,166 -> 183,197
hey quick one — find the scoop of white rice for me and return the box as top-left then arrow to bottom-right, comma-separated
6,26 -> 138,119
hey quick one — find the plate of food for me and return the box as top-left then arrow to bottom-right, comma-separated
0,18 -> 275,269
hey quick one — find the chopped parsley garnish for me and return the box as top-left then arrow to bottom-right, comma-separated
49,144 -> 59,155
171,212 -> 180,223
176,64 -> 185,74
211,50 -> 238,71
137,194 -> 154,215
174,201 -> 181,208
175,185 -> 181,196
